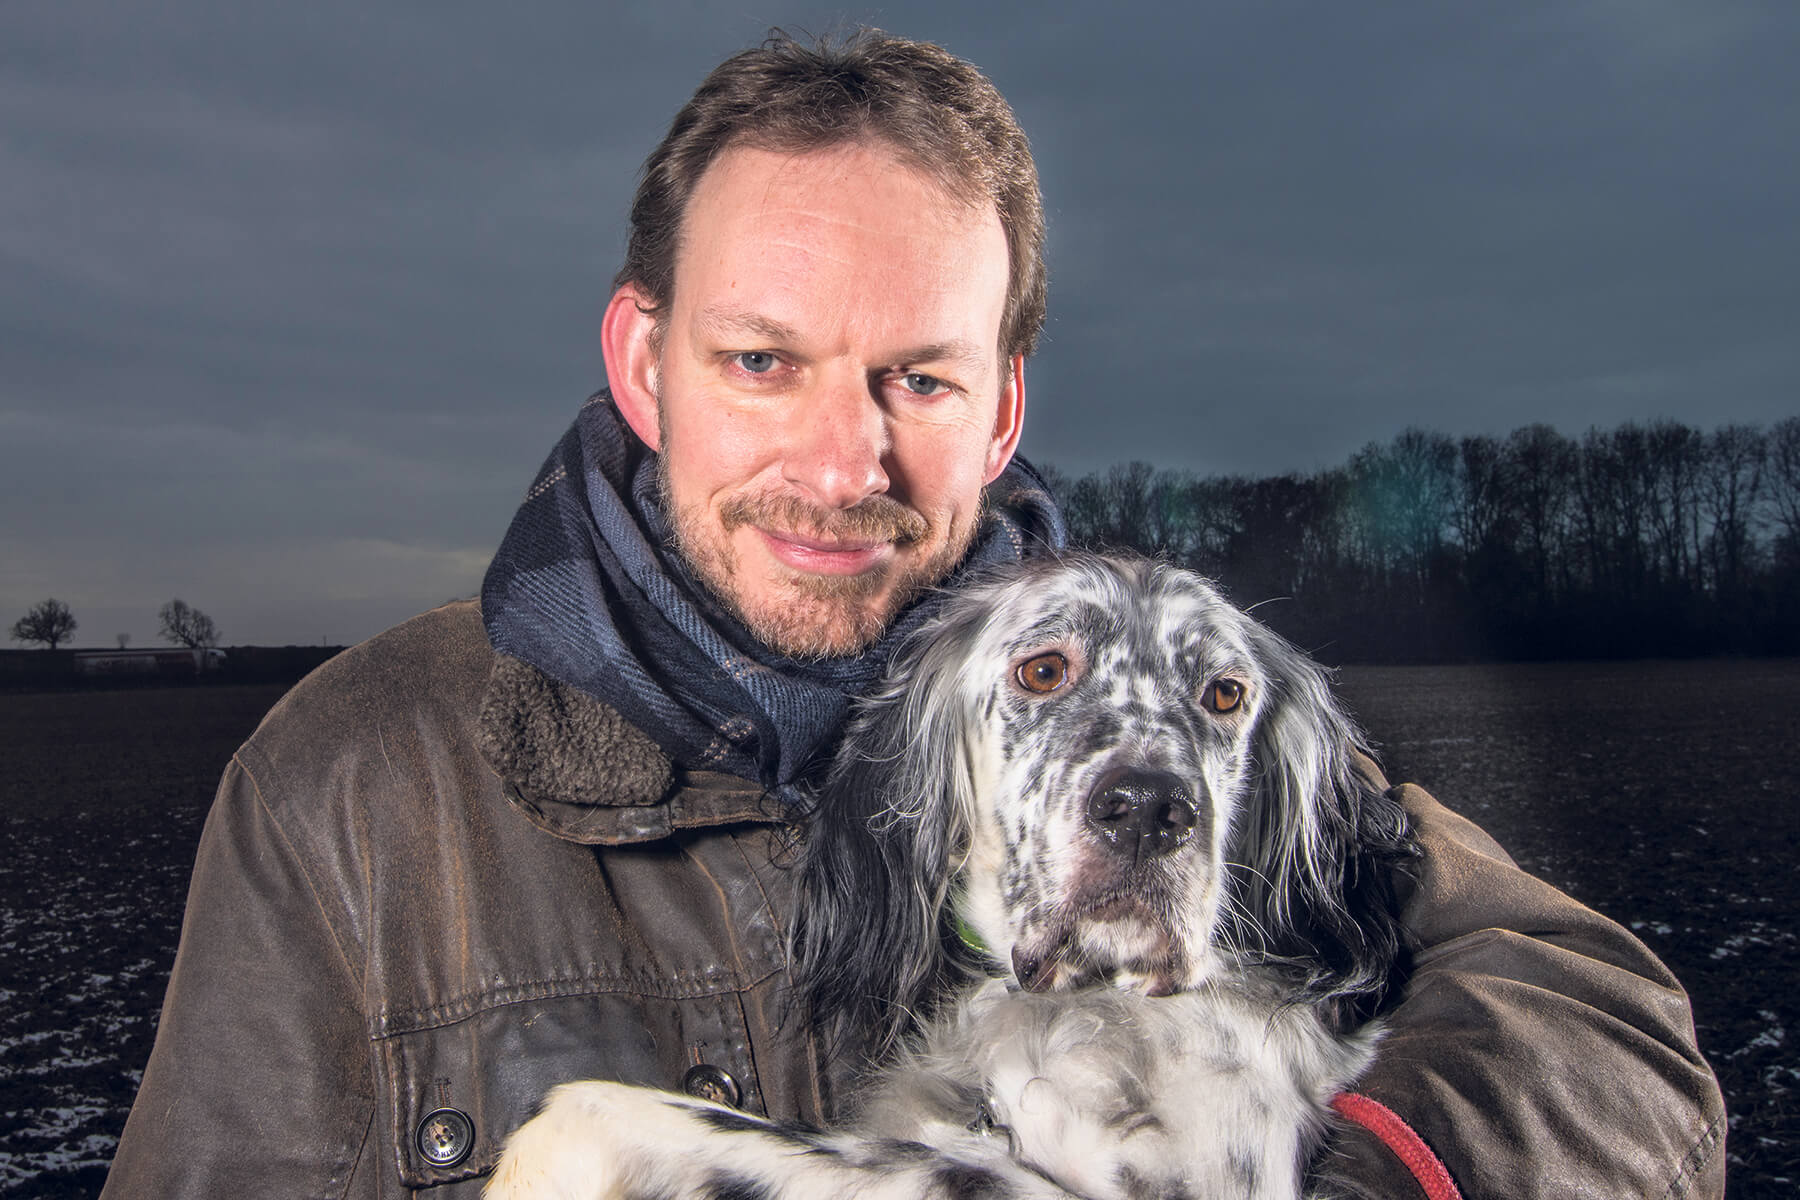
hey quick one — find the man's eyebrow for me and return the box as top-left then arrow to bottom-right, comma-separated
694,304 -> 802,346
694,304 -> 990,372
890,339 -> 990,372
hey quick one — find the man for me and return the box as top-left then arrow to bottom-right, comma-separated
104,31 -> 1724,1198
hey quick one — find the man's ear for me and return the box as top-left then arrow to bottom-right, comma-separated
602,283 -> 663,451
983,354 -> 1027,483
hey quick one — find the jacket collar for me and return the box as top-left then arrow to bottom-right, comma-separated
476,652 -> 780,845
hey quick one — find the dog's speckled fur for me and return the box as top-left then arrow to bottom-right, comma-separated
489,555 -> 1416,1200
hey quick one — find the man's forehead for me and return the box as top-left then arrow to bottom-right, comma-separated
706,136 -> 985,214
668,142 -> 1011,360
679,142 -> 1002,262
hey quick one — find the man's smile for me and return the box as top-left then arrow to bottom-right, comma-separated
756,527 -> 894,575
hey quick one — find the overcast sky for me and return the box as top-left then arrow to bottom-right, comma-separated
5,1 -> 1797,647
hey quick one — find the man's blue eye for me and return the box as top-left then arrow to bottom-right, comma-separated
902,372 -> 945,395
736,352 -> 776,373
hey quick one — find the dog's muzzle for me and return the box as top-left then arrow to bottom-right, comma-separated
1084,767 -> 1200,863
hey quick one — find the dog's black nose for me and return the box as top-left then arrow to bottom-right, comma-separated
1085,768 -> 1198,861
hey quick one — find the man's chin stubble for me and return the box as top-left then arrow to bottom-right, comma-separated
652,448 -> 982,658
675,524 -> 943,660
669,506 -> 979,659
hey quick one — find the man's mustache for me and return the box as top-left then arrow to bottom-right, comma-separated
718,491 -> 929,546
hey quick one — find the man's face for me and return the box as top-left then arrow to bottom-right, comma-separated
608,141 -> 1022,658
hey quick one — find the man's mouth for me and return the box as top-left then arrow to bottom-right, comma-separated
719,490 -> 928,578
720,490 -> 928,571
756,527 -> 893,575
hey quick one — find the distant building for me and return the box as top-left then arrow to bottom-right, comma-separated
72,647 -> 226,678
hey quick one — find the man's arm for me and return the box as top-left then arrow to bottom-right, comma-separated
1320,783 -> 1726,1198
102,755 -> 378,1197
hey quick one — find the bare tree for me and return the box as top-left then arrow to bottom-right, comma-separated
1144,469 -> 1202,563
1347,429 -> 1456,598
1699,424 -> 1767,597
12,598 -> 78,649
1101,462 -> 1157,550
1574,423 -> 1654,597
1224,472 -> 1340,602
1766,416 -> 1800,559
1060,473 -> 1110,547
1453,434 -> 1509,554
1502,424 -> 1579,600
1645,420 -> 1705,589
159,599 -> 220,649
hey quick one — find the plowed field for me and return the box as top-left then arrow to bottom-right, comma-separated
3,661 -> 1794,1196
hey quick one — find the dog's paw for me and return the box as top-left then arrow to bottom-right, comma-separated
485,1081 -> 691,1200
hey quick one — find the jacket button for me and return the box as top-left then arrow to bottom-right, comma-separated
416,1107 -> 475,1168
682,1063 -> 741,1108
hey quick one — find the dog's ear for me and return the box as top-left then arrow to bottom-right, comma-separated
1231,624 -> 1416,1015
787,604 -> 987,1062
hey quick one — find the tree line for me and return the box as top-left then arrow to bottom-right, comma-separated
14,416 -> 1797,665
9,598 -> 220,651
1043,417 -> 1800,662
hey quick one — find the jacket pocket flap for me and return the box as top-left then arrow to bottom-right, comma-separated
379,990 -> 758,1188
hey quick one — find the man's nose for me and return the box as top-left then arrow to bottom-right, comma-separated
781,374 -> 890,509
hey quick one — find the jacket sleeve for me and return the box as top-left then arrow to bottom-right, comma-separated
101,754 -> 378,1198
1316,783 -> 1726,1199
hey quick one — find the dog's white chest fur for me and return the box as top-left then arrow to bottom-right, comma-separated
864,980 -> 1377,1199
488,980 -> 1375,1200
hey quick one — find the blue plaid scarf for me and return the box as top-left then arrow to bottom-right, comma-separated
481,392 -> 1066,804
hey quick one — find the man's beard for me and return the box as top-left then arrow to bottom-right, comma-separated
656,461 -> 979,660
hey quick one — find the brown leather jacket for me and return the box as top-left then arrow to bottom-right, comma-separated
102,600 -> 1726,1197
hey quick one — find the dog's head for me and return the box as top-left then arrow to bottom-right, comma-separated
790,552 -> 1415,1058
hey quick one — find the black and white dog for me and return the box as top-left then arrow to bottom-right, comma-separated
489,554 -> 1416,1200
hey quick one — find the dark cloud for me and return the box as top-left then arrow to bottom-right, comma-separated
4,0 -> 1796,643
1015,3 -> 1799,473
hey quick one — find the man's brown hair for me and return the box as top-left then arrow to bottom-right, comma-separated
617,29 -> 1047,361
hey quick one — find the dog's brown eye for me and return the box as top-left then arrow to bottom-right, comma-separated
1204,678 -> 1244,713
1016,652 -> 1069,694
